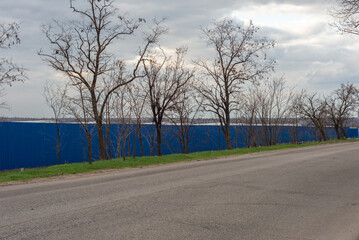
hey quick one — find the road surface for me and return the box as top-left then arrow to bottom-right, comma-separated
1,142 -> 359,240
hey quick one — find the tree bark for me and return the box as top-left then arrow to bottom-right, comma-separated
224,127 -> 232,150
95,120 -> 108,160
86,131 -> 93,164
224,110 -> 232,150
340,125 -> 348,138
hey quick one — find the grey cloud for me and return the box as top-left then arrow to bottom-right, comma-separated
0,0 -> 356,117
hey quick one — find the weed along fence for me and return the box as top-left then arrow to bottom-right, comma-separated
0,122 -> 358,171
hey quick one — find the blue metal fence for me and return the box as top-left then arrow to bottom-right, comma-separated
0,122 -> 358,171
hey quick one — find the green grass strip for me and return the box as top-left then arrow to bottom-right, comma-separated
0,138 -> 358,183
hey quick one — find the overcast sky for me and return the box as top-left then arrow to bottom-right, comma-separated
1,0 -> 358,118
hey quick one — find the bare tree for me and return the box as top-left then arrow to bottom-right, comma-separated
195,19 -> 275,150
65,84 -> 94,164
142,124 -> 157,156
287,92 -> 304,144
43,82 -> 68,164
127,83 -> 147,157
38,0 -> 166,159
112,87 -> 132,161
104,95 -> 113,159
253,77 -> 295,146
142,47 -> 194,156
330,0 -> 359,35
236,88 -> 260,148
0,22 -> 26,107
166,83 -> 202,154
325,83 -> 359,139
294,92 -> 329,141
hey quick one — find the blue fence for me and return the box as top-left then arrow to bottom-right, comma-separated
0,122 -> 358,171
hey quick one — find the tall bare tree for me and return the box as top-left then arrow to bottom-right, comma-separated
112,87 -> 133,161
253,77 -> 295,146
166,83 -> 202,154
195,19 -> 275,150
65,83 -> 94,164
38,0 -> 165,159
331,0 -> 359,35
43,82 -> 68,164
127,83 -> 147,157
236,87 -> 259,148
287,93 -> 303,144
325,83 -> 359,139
142,47 -> 194,156
0,22 -> 26,107
294,93 -> 329,141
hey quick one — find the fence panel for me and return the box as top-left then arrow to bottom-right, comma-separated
0,122 -> 357,171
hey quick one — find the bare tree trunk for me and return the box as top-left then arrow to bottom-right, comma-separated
340,125 -> 348,138
105,103 -> 112,159
95,120 -> 108,159
224,111 -> 232,150
86,129 -> 93,164
319,127 -> 328,141
224,126 -> 232,150
334,124 -> 341,139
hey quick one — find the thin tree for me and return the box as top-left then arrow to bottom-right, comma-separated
287,92 -> 303,144
43,82 -> 68,164
294,92 -> 329,141
38,0 -> 166,159
112,87 -> 132,161
195,19 -> 275,150
166,83 -> 202,153
142,47 -> 194,156
104,94 -> 113,159
142,124 -> 157,156
65,84 -> 94,164
253,77 -> 295,146
236,88 -> 259,148
325,83 -> 358,139
127,83 -> 147,157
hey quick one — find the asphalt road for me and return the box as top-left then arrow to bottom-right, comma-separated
1,142 -> 359,240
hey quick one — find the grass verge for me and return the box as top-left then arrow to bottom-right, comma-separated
1,138 -> 358,184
